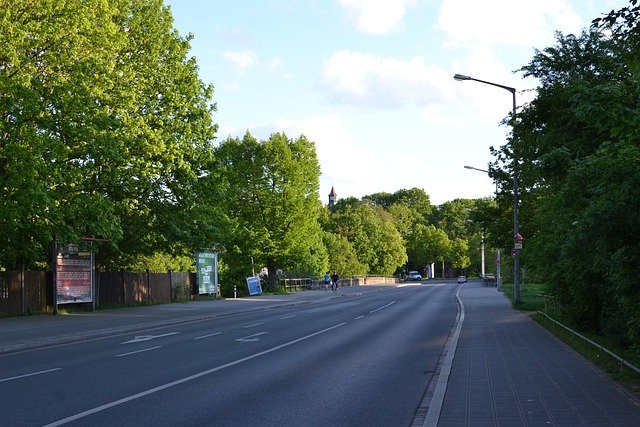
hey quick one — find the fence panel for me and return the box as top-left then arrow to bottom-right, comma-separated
123,272 -> 147,303
149,273 -> 171,304
24,271 -> 47,312
0,271 -> 47,314
98,271 -> 124,304
0,271 -> 19,313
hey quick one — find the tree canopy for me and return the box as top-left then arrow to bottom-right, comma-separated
214,132 -> 325,290
487,3 -> 640,348
0,0 -> 218,269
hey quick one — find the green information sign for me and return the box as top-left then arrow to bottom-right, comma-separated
196,251 -> 217,294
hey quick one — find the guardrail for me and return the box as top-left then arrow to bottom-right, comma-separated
280,276 -> 398,291
536,311 -> 640,375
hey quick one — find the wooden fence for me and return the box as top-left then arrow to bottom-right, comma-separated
0,270 -> 197,315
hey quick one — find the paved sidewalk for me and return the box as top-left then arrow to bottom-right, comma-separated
435,281 -> 640,426
0,284 -> 391,355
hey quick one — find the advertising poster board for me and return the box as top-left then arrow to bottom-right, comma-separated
196,251 -> 217,294
56,244 -> 93,304
246,276 -> 262,296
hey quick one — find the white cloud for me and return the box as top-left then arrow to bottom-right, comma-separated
337,0 -> 418,34
223,81 -> 240,91
222,49 -> 258,71
271,115 -> 384,200
319,50 -> 454,109
438,0 -> 583,48
269,57 -> 283,70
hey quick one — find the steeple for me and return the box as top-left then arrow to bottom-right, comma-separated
328,186 -> 337,208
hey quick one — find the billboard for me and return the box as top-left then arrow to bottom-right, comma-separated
56,244 -> 93,304
196,251 -> 217,294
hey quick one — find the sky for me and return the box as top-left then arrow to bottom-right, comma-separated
164,0 -> 627,206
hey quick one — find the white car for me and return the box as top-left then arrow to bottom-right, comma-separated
457,275 -> 467,284
406,271 -> 422,281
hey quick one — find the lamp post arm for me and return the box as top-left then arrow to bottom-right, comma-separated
466,76 -> 516,96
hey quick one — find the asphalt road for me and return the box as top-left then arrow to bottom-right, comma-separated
1,282 -> 458,426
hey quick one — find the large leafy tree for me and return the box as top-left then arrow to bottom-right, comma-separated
214,131 -> 325,290
406,224 -> 450,277
322,231 -> 368,276
328,201 -> 407,276
0,0 -> 218,269
433,199 -> 474,240
368,188 -> 433,271
500,6 -> 640,347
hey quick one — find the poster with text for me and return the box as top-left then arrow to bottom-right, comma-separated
56,244 -> 93,304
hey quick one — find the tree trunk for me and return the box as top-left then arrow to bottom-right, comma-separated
266,259 -> 278,291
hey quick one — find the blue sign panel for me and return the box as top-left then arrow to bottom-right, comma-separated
246,276 -> 262,296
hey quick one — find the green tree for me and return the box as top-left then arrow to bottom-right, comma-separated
366,187 -> 433,222
501,14 -> 640,347
214,131 -> 324,290
0,0 -> 218,269
322,232 -> 368,276
407,224 -> 450,277
449,238 -> 471,271
328,202 -> 407,276
433,199 -> 474,240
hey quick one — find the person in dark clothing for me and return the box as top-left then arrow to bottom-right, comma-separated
331,272 -> 339,292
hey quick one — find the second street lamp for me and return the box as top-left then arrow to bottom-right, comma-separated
464,165 -> 498,196
455,74 -> 521,304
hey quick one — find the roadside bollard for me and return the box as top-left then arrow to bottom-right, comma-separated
234,285 -> 237,299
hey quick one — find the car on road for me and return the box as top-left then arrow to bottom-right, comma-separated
457,275 -> 467,284
406,271 -> 422,281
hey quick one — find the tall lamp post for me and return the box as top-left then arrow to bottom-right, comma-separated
455,73 -> 520,304
463,165 -> 490,278
463,165 -> 502,290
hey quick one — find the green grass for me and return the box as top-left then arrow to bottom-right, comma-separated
500,282 -> 640,396
500,282 -> 547,311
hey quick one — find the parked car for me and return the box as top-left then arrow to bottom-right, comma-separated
457,275 -> 467,284
406,271 -> 422,281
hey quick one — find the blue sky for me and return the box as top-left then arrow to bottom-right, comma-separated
165,0 -> 627,205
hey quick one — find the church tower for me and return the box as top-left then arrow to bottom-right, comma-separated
328,186 -> 337,208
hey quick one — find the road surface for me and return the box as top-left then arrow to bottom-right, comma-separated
1,282 -> 457,426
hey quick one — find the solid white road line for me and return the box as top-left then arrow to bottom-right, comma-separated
193,332 -> 223,340
115,346 -> 162,358
369,301 -> 396,313
0,368 -> 62,383
45,322 -> 347,427
243,322 -> 265,328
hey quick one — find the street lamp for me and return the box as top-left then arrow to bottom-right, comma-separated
464,165 -> 498,196
463,165 -> 487,173
455,73 -> 521,304
463,165 -> 502,290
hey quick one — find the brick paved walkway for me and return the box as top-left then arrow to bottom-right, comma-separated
437,282 -> 640,426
